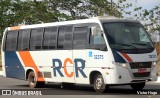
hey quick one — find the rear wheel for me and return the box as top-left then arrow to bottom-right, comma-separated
130,82 -> 145,91
28,71 -> 45,88
93,74 -> 107,93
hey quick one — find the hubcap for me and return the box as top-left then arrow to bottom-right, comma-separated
96,77 -> 103,89
30,76 -> 36,86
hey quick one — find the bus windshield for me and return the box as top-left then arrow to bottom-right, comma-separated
103,22 -> 154,53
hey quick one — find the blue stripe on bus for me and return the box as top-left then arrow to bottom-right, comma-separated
112,50 -> 126,63
5,52 -> 25,80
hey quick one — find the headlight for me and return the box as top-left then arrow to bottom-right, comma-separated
121,63 -> 128,68
152,61 -> 158,66
112,62 -> 128,69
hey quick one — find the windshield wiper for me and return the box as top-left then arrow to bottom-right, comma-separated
116,43 -> 138,49
131,42 -> 153,49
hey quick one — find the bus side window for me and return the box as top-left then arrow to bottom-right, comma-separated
57,26 -> 65,49
30,29 -> 36,50
35,28 -> 44,50
57,25 -> 73,50
18,29 -> 30,50
23,29 -> 31,50
73,26 -> 88,49
89,27 -> 107,51
43,27 -> 57,50
64,25 -> 73,49
30,28 -> 44,50
18,30 -> 23,50
5,30 -> 18,51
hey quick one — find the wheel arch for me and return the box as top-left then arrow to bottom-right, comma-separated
25,68 -> 36,81
89,70 -> 103,84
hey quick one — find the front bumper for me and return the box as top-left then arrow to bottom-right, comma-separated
108,62 -> 158,84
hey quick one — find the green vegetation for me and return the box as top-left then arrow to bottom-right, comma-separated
0,0 -> 159,38
0,0 -> 159,72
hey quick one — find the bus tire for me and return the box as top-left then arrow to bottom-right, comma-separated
28,71 -> 45,88
93,74 -> 106,93
130,82 -> 145,91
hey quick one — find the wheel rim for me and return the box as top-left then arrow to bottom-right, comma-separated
30,75 -> 36,86
95,77 -> 103,89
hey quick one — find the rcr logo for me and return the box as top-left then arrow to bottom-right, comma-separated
52,58 -> 87,78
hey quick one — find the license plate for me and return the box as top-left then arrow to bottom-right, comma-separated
138,68 -> 146,73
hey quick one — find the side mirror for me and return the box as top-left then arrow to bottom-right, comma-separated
91,27 -> 99,36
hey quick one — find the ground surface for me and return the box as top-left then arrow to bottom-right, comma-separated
0,76 -> 160,98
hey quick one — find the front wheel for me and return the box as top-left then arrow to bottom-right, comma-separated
93,74 -> 107,93
130,82 -> 145,91
28,71 -> 45,88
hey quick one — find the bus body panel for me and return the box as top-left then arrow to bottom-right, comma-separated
23,50 -> 75,83
110,49 -> 158,84
86,49 -> 113,84
73,50 -> 88,84
4,51 -> 25,80
1,17 -> 158,88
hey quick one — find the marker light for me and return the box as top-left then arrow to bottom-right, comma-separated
112,62 -> 128,69
152,61 -> 158,66
120,63 -> 128,68
121,63 -> 127,68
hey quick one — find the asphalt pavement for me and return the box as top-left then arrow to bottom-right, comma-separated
0,75 -> 160,98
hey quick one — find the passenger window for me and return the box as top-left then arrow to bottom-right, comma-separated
89,27 -> 107,51
57,26 -> 65,49
64,25 -> 73,49
73,26 -> 88,49
23,29 -> 30,50
57,25 -> 73,49
30,28 -> 44,50
18,30 -> 23,50
18,29 -> 30,50
30,29 -> 37,50
90,28 -> 106,45
35,28 -> 44,50
43,27 -> 57,49
5,30 -> 18,51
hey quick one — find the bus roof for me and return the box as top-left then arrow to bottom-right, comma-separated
7,16 -> 139,31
